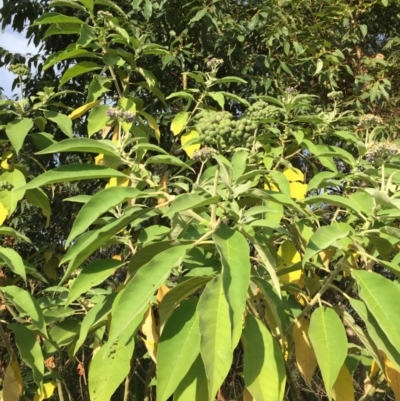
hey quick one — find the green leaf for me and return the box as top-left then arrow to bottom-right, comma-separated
219,91 -> 250,106
171,112 -> 189,136
44,111 -> 73,137
0,246 -> 26,282
0,227 -> 32,244
303,223 -> 351,266
59,61 -> 102,88
6,118 -> 33,154
79,0 -> 94,11
36,138 -> 119,157
43,48 -> 98,71
26,188 -> 51,228
173,355 -> 208,401
9,324 -> 44,391
208,92 -> 225,109
157,298 -> 201,401
87,105 -> 111,137
303,195 -> 361,215
145,155 -> 192,170
352,270 -> 400,356
213,224 -> 250,349
88,319 -> 135,401
67,187 -> 142,246
32,12 -> 85,25
72,293 -> 116,355
94,0 -> 128,18
2,286 -> 47,336
21,165 -> 129,190
232,149 -> 249,181
60,208 -> 154,281
0,169 -> 26,215
166,193 -> 220,217
214,76 -> 247,85
197,275 -> 233,401
159,276 -> 212,330
243,314 -> 286,401
314,58 -> 323,75
108,245 -> 189,344
190,8 -> 207,23
67,259 -> 123,305
308,307 -> 348,400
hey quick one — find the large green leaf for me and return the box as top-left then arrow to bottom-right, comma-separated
66,187 -> 142,246
0,169 -> 26,215
60,207 -> 153,281
44,111 -> 73,137
43,48 -> 98,71
6,118 -> 33,154
2,286 -> 47,336
352,270 -> 400,356
108,245 -> 189,344
242,314 -> 286,401
308,307 -> 348,400
21,165 -> 128,190
36,138 -> 119,157
0,246 -> 26,282
197,275 -> 233,401
66,259 -> 123,305
303,223 -> 351,265
159,276 -> 212,330
157,298 -> 201,401
9,324 -> 44,391
166,193 -> 220,217
213,224 -> 250,349
33,12 -> 85,25
173,355 -> 209,401
88,319 -> 135,401
59,62 -> 102,88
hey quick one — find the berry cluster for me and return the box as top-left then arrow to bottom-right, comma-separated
106,108 -> 135,123
247,100 -> 279,121
195,110 -> 257,150
7,64 -> 30,77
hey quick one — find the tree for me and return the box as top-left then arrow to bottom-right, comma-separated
0,0 -> 400,400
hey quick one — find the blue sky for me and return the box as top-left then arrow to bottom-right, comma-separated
0,0 -> 39,97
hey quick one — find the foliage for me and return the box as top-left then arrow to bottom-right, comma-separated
0,0 -> 400,401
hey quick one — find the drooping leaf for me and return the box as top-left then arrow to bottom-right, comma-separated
44,110 -> 73,137
158,298 -> 201,401
3,358 -> 23,401
26,188 -> 51,227
213,224 -> 250,349
21,165 -> 129,190
9,324 -> 44,391
0,246 -> 26,282
140,305 -> 159,362
197,275 -> 233,401
242,314 -> 286,401
331,364 -> 355,401
32,381 -> 57,401
68,100 -> 101,119
171,111 -> 189,136
181,130 -> 200,157
308,307 -> 348,400
5,118 -> 33,154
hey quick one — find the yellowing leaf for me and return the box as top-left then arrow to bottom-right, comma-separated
289,182 -> 307,199
156,285 -> 170,304
95,154 -> 104,166
171,111 -> 189,136
332,365 -> 355,401
243,387 -> 255,401
293,319 -> 317,385
141,305 -> 159,363
1,151 -> 13,170
105,168 -> 130,188
384,356 -> 400,400
112,123 -> 119,143
68,100 -> 101,120
3,358 -> 23,401
33,381 -> 57,401
283,167 -> 304,182
369,358 -> 380,378
44,257 -> 58,281
264,179 -> 279,192
0,202 -> 8,225
112,255 -> 122,261
276,240 -> 303,286
181,130 -> 200,157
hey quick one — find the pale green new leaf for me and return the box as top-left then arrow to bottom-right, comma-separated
21,165 -> 128,190
243,314 -> 286,401
66,187 -> 142,246
6,118 -> 33,154
157,298 -> 201,401
9,324 -> 44,391
303,223 -> 351,266
213,224 -> 250,349
308,307 -> 347,400
197,275 -> 233,401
